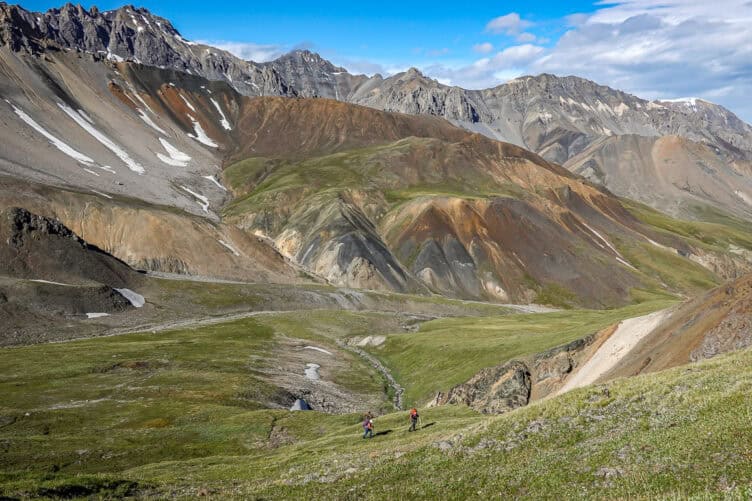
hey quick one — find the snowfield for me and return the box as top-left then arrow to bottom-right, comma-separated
203,175 -> 227,191
187,117 -> 218,148
305,346 -> 333,356
179,94 -> 197,112
58,102 -> 146,174
115,288 -> 145,308
218,239 -> 240,256
210,98 -> 232,130
157,138 -> 191,167
137,108 -> 167,135
9,101 -> 95,165
181,186 -> 210,212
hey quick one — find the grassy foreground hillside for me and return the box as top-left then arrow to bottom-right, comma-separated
2,325 -> 751,499
241,346 -> 752,499
8,297 -> 752,499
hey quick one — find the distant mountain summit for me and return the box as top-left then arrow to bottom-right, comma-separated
0,3 -> 294,96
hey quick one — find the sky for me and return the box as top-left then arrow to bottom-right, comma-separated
20,0 -> 752,121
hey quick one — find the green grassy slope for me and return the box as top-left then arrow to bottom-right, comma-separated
364,299 -> 676,405
219,142 -> 752,310
236,345 -> 752,500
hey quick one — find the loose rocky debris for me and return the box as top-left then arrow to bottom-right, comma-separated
257,337 -> 384,414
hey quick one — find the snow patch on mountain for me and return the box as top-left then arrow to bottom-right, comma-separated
137,109 -> 166,135
187,117 -> 218,147
179,94 -> 196,112
156,138 -> 191,167
9,101 -> 95,165
218,239 -> 240,256
210,98 -> 232,130
203,175 -> 227,191
57,102 -> 145,174
305,346 -> 333,356
115,288 -> 145,308
181,185 -> 210,212
735,190 -> 752,206
90,190 -> 113,199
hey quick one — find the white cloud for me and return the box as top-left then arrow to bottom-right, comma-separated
493,44 -> 545,66
472,42 -> 494,54
529,0 -> 752,120
420,0 -> 752,121
423,44 -> 544,89
486,13 -> 533,35
565,13 -> 590,27
515,32 -> 537,43
200,41 -> 284,62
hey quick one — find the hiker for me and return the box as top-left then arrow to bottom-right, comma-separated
362,414 -> 374,439
408,407 -> 419,432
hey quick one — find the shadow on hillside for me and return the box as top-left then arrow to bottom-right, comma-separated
421,422 -> 436,429
374,430 -> 393,437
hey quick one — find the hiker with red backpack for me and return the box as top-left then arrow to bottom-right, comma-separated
408,407 -> 419,432
362,412 -> 374,439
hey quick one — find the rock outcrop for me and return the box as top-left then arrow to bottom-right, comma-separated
432,360 -> 532,414
431,333 -> 604,414
0,206 -> 135,287
0,3 -> 293,97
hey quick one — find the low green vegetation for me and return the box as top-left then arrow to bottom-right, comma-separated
624,198 -> 752,252
237,346 -> 752,500
0,313 -> 391,498
221,138 -> 509,222
533,283 -> 579,309
4,327 -> 750,499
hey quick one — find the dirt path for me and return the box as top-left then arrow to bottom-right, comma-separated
337,340 -> 404,411
557,309 -> 670,394
51,310 -> 297,344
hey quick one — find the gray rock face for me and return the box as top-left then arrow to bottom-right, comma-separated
262,49 -> 369,100
0,3 -> 293,98
352,71 -> 752,166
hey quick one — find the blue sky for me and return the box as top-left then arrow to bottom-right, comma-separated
18,1 -> 752,121
21,1 -> 600,66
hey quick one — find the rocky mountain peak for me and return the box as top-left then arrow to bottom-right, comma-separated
272,48 -> 346,73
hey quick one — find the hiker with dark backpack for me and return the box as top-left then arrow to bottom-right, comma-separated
362,413 -> 374,439
408,407 -> 419,432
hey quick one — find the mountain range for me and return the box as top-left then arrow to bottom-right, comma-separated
3,2 -> 752,222
1,2 -> 752,307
